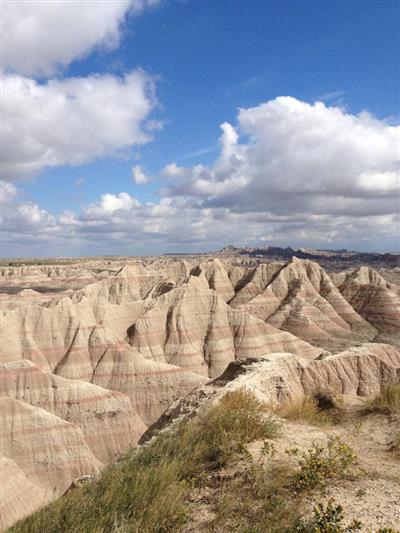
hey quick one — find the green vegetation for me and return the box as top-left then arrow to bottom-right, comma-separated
291,501 -> 399,532
368,383 -> 400,414
9,389 -> 279,533
290,500 -> 362,533
9,389 -> 395,533
290,436 -> 358,492
205,436 -> 359,532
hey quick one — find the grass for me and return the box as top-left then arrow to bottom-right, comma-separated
368,383 -> 400,414
278,393 -> 338,427
9,388 -> 396,533
9,389 -> 280,533
366,383 -> 400,463
205,436 -> 359,532
206,461 -> 302,533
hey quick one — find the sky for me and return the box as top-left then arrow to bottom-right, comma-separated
1,0 -> 399,257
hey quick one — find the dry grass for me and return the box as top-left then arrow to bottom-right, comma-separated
278,394 -> 336,427
368,383 -> 400,414
206,461 -> 303,533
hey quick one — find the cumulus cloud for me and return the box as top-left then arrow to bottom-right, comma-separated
3,0 -> 159,76
2,71 -> 157,180
132,165 -> 151,184
162,163 -> 186,177
84,192 -> 140,219
165,97 -> 399,220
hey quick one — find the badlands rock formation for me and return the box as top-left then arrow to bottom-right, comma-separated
337,266 -> 400,345
1,255 -> 400,529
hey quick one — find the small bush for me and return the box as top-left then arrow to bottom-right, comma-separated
290,436 -> 358,492
368,383 -> 400,414
290,500 -> 362,532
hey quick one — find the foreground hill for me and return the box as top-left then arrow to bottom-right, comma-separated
1,256 -> 399,529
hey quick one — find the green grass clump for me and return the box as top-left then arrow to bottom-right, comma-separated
9,388 -> 279,533
290,436 -> 358,492
207,460 -> 302,533
368,383 -> 400,414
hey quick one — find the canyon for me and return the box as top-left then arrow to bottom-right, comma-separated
1,254 -> 399,530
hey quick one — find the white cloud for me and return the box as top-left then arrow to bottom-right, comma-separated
2,186 -> 399,257
0,181 -> 18,204
3,0 -> 159,76
84,192 -> 140,218
166,97 -> 400,218
2,71 -> 157,181
132,165 -> 150,184
162,163 -> 186,177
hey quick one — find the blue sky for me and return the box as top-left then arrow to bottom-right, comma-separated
2,0 -> 399,256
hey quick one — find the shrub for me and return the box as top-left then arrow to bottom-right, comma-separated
290,436 -> 358,492
290,500 -> 362,532
192,388 -> 280,467
292,501 -> 398,532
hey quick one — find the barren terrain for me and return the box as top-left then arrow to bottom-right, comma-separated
1,253 -> 399,531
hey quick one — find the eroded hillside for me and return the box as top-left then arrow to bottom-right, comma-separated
1,256 -> 399,530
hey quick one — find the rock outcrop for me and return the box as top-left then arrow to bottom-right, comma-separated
0,360 -> 146,463
229,258 -> 376,348
338,266 -> 400,344
224,343 -> 400,403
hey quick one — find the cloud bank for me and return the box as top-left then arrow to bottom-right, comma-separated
2,97 -> 399,255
